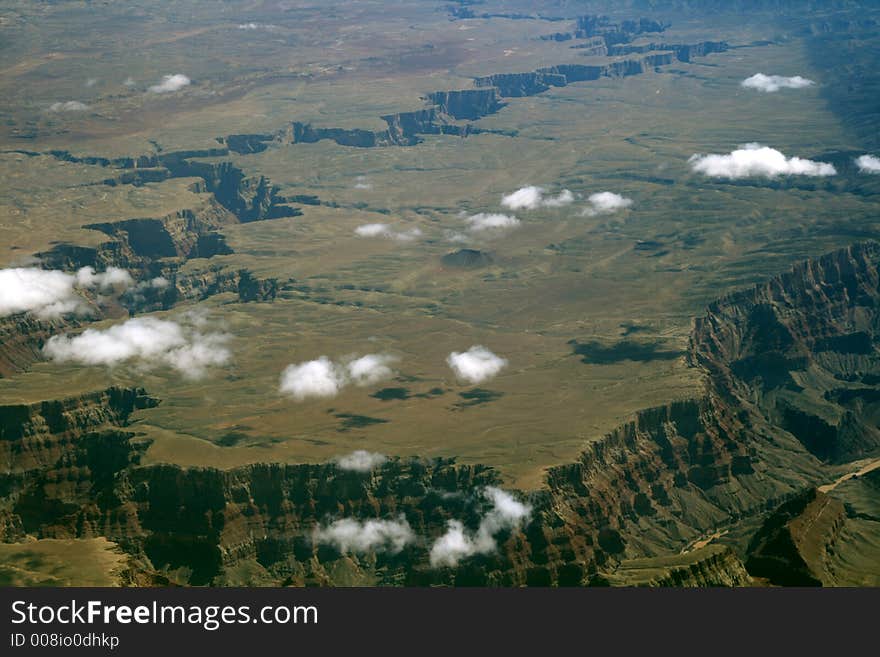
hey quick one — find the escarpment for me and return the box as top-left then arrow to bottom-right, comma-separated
161,156 -> 300,222
122,266 -> 280,314
691,241 -> 880,463
473,45 -> 722,99
0,387 -> 158,541
601,545 -> 752,587
0,150 -> 294,376
608,41 -> 729,61
0,314 -> 76,378
745,488 -> 846,585
4,243 -> 880,585
83,206 -> 236,263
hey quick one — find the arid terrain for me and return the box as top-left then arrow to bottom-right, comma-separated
1,0 -> 879,586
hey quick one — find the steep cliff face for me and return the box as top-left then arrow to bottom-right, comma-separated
425,89 -> 503,121
691,242 -> 880,463
0,261 -> 278,376
4,243 -> 879,584
474,71 -> 568,97
122,266 -> 279,314
0,315 -> 75,378
474,47 -> 717,100
0,397 -> 502,584
745,488 -> 846,585
608,41 -> 729,61
0,387 -> 158,542
161,157 -> 299,222
85,207 -> 235,262
7,150 -> 295,376
602,545 -> 752,587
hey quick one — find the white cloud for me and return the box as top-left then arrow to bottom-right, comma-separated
447,345 -> 507,384
279,356 -> 344,400
464,213 -> 520,233
335,450 -> 387,472
123,77 -> 136,87
0,268 -> 82,318
49,101 -> 89,112
355,223 -> 390,237
122,276 -> 171,307
43,315 -> 230,379
856,154 -> 880,174
689,143 -> 836,179
148,74 -> 191,94
444,230 -> 470,243
741,73 -> 814,93
581,191 -> 633,217
85,78 -> 98,88
354,223 -> 422,242
429,487 -> 531,567
279,352 -> 395,400
346,354 -> 396,386
354,176 -> 373,190
237,22 -> 276,30
313,516 -> 414,554
428,521 -> 474,567
75,266 -> 134,291
0,266 -> 135,319
501,186 -> 574,210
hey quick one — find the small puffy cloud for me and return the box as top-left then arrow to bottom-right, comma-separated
237,22 -> 276,30
480,487 -> 531,541
689,143 -> 836,179
0,266 -> 135,319
741,73 -> 814,93
582,191 -> 633,217
429,487 -> 531,567
501,186 -> 574,210
355,223 -> 391,237
75,266 -> 134,291
445,230 -> 470,243
279,356 -> 344,401
354,223 -> 422,242
447,345 -> 507,384
148,74 -> 191,94
335,450 -> 387,472
280,353 -> 396,400
464,213 -> 520,233
122,276 -> 171,307
313,516 -> 414,554
856,154 -> 880,174
346,354 -> 396,386
43,315 -> 230,379
123,77 -> 136,87
429,521 -> 474,567
49,101 -> 89,112
85,78 -> 98,88
354,176 -> 373,190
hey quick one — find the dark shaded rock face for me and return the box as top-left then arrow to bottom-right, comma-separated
0,314 -> 76,378
441,249 -> 494,269
5,243 -> 880,585
5,144 -> 295,376
745,488 -> 845,586
608,41 -> 729,62
426,89 -> 503,120
691,241 -> 880,464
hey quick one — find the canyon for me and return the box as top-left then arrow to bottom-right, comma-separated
2,243 -> 878,585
